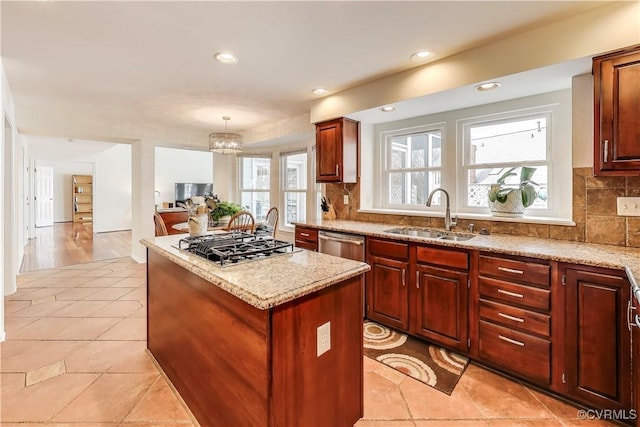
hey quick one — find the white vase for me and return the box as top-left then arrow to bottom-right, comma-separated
216,215 -> 231,226
188,214 -> 208,237
488,189 -> 524,217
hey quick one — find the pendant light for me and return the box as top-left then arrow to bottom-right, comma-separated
209,116 -> 243,155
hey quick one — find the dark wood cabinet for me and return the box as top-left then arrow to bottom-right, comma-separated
294,226 -> 318,251
366,238 -> 410,331
315,117 -> 359,183
414,264 -> 468,352
476,253 -> 553,387
564,266 -> 631,411
593,44 -> 640,176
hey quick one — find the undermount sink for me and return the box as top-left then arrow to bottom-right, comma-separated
384,227 -> 474,241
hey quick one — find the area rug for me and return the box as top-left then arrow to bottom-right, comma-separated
363,320 -> 469,395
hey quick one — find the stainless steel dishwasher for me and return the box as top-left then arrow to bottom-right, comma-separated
318,230 -> 365,262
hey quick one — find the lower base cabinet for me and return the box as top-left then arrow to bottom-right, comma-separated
367,253 -> 409,331
564,266 -> 631,412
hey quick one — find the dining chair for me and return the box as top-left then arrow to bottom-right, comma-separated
226,211 -> 255,233
263,207 -> 278,238
153,211 -> 168,236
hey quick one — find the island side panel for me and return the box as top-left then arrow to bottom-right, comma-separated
147,250 -> 270,427
270,275 -> 364,427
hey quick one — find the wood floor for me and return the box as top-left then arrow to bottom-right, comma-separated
20,222 -> 132,272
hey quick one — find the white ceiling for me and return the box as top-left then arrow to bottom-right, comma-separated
1,1 -> 609,142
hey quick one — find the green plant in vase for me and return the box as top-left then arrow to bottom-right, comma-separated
488,166 -> 542,216
210,200 -> 243,223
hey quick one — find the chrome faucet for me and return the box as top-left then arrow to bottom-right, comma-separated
426,188 -> 457,231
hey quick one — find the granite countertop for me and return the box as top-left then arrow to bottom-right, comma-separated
141,234 -> 370,310
294,219 -> 640,300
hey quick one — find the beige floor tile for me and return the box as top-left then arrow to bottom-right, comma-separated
50,300 -> 111,317
52,373 -> 158,423
53,317 -> 122,340
373,362 -> 408,385
355,420 -> 416,427
50,269 -> 87,278
1,340 -> 83,372
414,421 -> 490,426
89,300 -> 142,317
124,376 -> 191,423
1,373 -> 26,396
129,306 -> 147,318
80,277 -> 126,287
6,287 -> 38,300
119,287 -> 146,302
400,374 -> 483,420
487,419 -> 564,426
54,286 -> 104,300
526,388 -> 585,419
560,419 -> 619,426
4,316 -> 39,334
24,276 -> 87,287
97,317 -> 146,341
25,360 -> 66,386
77,268 -> 116,278
112,277 -> 146,287
108,346 -> 158,374
460,365 -> 555,419
64,340 -> 142,373
9,300 -> 74,317
5,300 -> 31,314
362,371 -> 412,420
84,287 -> 136,301
364,355 -> 380,372
1,373 -> 99,422
7,317 -> 78,339
17,287 -> 65,301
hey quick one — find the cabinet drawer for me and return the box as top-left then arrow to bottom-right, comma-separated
479,320 -> 550,385
368,238 -> 409,260
479,255 -> 550,287
416,246 -> 468,270
295,241 -> 317,251
295,227 -> 318,244
479,277 -> 550,312
479,299 -> 550,337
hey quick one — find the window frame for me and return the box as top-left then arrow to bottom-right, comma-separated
457,108 -> 555,217
237,154 -> 271,221
280,149 -> 308,228
380,123 -> 446,211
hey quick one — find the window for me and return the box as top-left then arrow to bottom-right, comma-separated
281,150 -> 307,227
460,112 -> 551,213
239,156 -> 270,221
383,126 -> 443,208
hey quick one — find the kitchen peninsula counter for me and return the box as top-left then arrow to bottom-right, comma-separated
294,219 -> 640,293
142,234 -> 369,427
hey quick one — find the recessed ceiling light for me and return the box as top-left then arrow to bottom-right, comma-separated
475,82 -> 501,92
410,51 -> 431,62
312,88 -> 329,95
380,106 -> 396,113
213,52 -> 238,64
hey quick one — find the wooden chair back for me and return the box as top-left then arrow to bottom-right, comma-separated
226,211 -> 255,233
264,207 -> 279,238
153,212 -> 168,236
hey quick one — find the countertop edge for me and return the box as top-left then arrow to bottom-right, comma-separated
141,238 -> 370,310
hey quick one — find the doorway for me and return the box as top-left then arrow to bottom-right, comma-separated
35,166 -> 54,227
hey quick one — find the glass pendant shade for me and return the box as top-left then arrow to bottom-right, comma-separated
209,116 -> 242,154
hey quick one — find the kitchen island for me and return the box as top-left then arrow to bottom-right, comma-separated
141,234 -> 370,427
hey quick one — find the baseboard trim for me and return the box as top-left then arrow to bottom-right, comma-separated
0,330 -> 6,343
131,254 -> 146,264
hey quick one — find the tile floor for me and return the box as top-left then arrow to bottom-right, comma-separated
2,258 -> 616,426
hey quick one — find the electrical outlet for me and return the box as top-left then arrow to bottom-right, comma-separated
343,194 -> 349,205
317,321 -> 331,357
617,197 -> 640,216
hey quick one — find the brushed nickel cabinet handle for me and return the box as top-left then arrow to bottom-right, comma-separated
498,266 -> 524,275
336,164 -> 339,175
498,335 -> 525,347
498,312 -> 525,323
497,288 -> 524,298
627,299 -> 637,331
402,269 -> 406,287
300,232 -> 310,237
604,139 -> 609,163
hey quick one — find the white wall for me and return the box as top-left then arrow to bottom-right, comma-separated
35,160 -> 93,222
94,144 -> 132,232
154,147 -> 213,206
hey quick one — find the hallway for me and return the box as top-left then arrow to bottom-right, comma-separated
20,223 -> 131,272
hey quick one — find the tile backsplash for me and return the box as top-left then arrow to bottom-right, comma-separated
326,168 -> 640,248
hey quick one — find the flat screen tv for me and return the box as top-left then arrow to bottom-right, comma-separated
175,183 -> 214,206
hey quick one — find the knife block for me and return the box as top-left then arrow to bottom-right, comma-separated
322,203 -> 337,220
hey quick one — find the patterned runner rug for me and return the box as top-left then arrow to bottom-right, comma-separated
363,320 -> 469,395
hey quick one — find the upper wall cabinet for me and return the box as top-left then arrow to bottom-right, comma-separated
593,44 -> 640,176
315,117 -> 359,183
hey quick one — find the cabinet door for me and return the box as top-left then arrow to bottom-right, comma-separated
565,268 -> 631,410
413,265 -> 468,352
594,47 -> 640,175
316,119 -> 342,183
366,255 -> 409,331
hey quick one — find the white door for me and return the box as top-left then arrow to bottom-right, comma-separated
35,166 -> 54,227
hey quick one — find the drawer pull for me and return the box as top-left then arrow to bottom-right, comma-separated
497,266 -> 524,275
497,288 -> 524,298
300,232 -> 310,237
498,312 -> 525,323
416,271 -> 420,289
498,335 -> 525,347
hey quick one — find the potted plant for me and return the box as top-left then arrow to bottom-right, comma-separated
488,166 -> 541,217
209,200 -> 243,224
